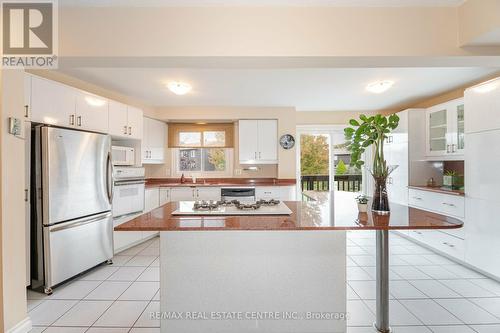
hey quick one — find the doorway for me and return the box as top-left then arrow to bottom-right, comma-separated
296,126 -> 364,201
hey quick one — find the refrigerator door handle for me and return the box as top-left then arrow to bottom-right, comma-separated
106,151 -> 113,204
49,212 -> 112,232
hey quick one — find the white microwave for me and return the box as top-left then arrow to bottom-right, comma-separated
112,146 -> 135,166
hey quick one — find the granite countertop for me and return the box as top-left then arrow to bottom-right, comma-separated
408,185 -> 465,196
145,178 -> 297,188
115,191 -> 463,232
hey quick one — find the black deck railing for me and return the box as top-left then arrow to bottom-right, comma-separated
301,174 -> 362,192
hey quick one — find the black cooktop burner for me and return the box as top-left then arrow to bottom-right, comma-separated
256,199 -> 280,206
193,201 -> 219,210
217,199 -> 240,206
234,202 -> 261,210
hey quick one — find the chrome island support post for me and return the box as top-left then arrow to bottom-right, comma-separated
375,230 -> 390,333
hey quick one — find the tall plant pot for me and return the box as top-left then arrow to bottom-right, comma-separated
372,175 -> 390,215
370,165 -> 398,215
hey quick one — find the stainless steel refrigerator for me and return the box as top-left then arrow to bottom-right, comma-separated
31,126 -> 113,294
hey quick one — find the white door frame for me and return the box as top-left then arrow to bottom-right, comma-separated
296,125 -> 368,199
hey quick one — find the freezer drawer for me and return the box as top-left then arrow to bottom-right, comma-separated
44,212 -> 113,287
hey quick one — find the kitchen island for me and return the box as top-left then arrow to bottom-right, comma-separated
115,192 -> 462,333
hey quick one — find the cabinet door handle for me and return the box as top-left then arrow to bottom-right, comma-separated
442,202 -> 456,207
69,114 -> 75,126
24,105 -> 29,118
259,152 -> 261,159
452,144 -> 457,152
446,145 -> 451,153
128,126 -> 132,135
413,197 -> 422,200
197,189 -> 200,197
77,116 -> 82,127
254,152 -> 257,159
123,125 -> 128,134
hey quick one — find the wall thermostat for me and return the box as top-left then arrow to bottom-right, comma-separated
9,117 -> 22,136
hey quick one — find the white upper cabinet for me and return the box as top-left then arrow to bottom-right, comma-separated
126,106 -> 143,140
30,75 -> 143,138
465,77 -> 500,134
31,75 -> 76,127
142,117 -> 166,164
257,120 -> 278,162
239,119 -> 278,164
239,120 -> 259,162
108,100 -> 129,138
108,102 -> 143,140
75,90 -> 109,133
425,97 -> 464,158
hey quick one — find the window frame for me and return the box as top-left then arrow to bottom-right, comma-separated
171,147 -> 234,178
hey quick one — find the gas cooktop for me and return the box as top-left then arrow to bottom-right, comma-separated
172,199 -> 293,216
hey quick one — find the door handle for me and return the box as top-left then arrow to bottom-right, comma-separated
69,114 -> 75,126
106,151 -> 113,204
24,105 -> 29,118
77,116 -> 82,127
49,212 -> 112,232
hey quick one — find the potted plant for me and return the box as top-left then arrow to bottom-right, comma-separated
356,195 -> 369,213
344,114 -> 400,214
443,170 -> 464,190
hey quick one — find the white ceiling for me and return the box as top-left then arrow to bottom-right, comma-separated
59,67 -> 499,111
60,0 -> 465,7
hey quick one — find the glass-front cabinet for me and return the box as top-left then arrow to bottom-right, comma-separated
426,97 -> 464,158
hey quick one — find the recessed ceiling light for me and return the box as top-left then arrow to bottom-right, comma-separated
366,80 -> 394,94
473,81 -> 498,94
167,81 -> 192,95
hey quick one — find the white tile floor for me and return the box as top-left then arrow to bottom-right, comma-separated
27,232 -> 500,332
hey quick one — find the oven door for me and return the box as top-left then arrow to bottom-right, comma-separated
112,180 -> 145,217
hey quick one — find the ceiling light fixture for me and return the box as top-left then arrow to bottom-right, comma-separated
167,81 -> 192,95
366,80 -> 394,94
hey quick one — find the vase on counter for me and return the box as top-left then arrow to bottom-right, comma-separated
370,165 -> 398,215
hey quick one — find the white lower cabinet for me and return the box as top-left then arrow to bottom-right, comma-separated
407,229 -> 464,261
170,187 -> 197,201
408,188 -> 464,219
113,213 -> 145,254
196,187 -> 221,201
404,188 -> 466,262
159,187 -> 171,206
256,186 -> 296,201
170,187 -> 222,201
145,187 -> 160,212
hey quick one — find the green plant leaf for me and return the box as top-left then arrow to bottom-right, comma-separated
349,119 -> 360,127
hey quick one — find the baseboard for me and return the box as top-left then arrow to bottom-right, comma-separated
6,317 -> 32,333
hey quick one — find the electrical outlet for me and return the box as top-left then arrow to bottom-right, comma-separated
235,168 -> 242,175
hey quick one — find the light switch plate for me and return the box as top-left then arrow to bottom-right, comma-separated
9,117 -> 22,136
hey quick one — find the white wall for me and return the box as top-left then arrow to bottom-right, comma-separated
2,70 -> 28,332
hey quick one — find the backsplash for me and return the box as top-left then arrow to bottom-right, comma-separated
443,160 -> 464,176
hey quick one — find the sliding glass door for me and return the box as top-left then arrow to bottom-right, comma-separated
297,126 -> 363,201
